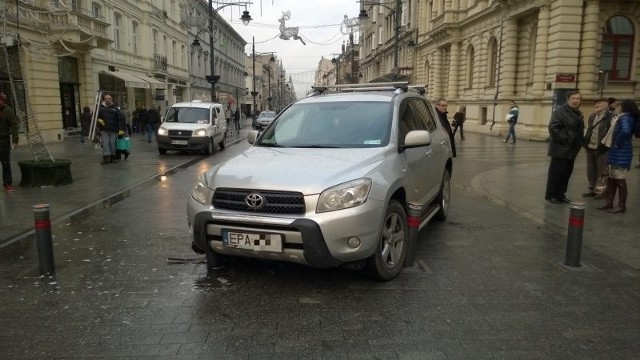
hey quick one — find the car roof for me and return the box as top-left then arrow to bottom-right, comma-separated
299,82 -> 427,104
171,100 -> 222,109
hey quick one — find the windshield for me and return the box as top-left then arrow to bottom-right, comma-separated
256,101 -> 392,148
164,107 -> 210,124
259,111 -> 276,118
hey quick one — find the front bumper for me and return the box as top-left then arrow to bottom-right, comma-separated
157,135 -> 208,151
188,197 -> 385,268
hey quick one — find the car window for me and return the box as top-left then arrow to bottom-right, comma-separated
412,99 -> 438,132
165,107 -> 209,124
257,101 -> 392,148
398,99 -> 425,146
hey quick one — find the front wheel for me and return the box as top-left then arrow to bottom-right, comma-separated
203,138 -> 214,156
219,133 -> 226,150
365,200 -> 408,281
158,148 -> 167,155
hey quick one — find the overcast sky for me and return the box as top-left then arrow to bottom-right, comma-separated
215,0 -> 361,98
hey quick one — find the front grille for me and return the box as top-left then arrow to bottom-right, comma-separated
213,188 -> 305,214
168,129 -> 193,137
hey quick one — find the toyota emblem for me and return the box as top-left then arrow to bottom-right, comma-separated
245,193 -> 264,209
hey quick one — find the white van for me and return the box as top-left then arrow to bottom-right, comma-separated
157,100 -> 227,155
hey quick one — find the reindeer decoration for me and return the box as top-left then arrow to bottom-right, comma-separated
278,11 -> 306,45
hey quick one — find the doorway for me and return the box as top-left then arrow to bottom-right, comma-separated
59,83 -> 79,129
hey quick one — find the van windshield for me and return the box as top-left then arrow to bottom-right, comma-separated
165,108 -> 210,124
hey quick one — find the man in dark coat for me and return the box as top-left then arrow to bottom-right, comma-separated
581,98 -> 613,197
544,90 -> 584,204
434,98 -> 456,157
0,93 -> 19,192
97,94 -> 125,164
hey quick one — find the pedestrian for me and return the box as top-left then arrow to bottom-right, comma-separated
97,94 -> 125,164
146,105 -> 161,143
0,93 -> 19,192
452,107 -> 465,140
544,90 -> 584,204
80,106 -> 92,143
581,98 -> 613,197
596,99 -> 639,213
503,101 -> 519,143
434,97 -> 456,157
234,108 -> 241,134
607,97 -> 617,113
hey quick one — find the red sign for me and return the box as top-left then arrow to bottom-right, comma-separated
555,74 -> 576,83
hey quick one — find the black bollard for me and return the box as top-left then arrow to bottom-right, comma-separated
565,202 -> 585,267
34,204 -> 55,275
404,205 -> 421,267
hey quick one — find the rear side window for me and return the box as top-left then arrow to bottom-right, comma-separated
398,99 -> 437,146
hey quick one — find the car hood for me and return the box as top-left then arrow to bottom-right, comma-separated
206,146 -> 386,195
161,122 -> 210,130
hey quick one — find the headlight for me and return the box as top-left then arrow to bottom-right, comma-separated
192,128 -> 207,137
191,172 -> 211,205
157,126 -> 168,136
317,178 -> 371,213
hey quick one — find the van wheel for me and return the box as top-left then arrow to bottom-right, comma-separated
434,169 -> 451,221
219,134 -> 226,150
204,138 -> 213,155
365,200 -> 408,281
158,148 -> 167,155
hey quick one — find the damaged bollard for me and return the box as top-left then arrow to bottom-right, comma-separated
34,204 -> 55,275
565,201 -> 585,267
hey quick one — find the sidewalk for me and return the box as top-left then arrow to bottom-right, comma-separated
0,116 -> 254,254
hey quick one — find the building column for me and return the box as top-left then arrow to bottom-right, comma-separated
448,41 -> 460,99
577,0 -> 600,98
433,49 -> 443,98
532,5 -> 550,97
498,18 -> 517,99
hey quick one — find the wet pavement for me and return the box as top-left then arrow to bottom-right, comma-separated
0,124 -> 639,359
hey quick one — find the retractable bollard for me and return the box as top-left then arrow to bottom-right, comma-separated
34,204 -> 55,275
404,205 -> 421,267
565,202 -> 585,267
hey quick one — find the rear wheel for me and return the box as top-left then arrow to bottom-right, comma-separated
365,200 -> 408,281
434,169 -> 451,221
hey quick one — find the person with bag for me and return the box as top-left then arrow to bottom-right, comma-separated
97,94 -> 125,164
596,99 -> 639,213
146,106 -> 161,143
581,98 -> 613,197
502,101 -> 519,143
0,93 -> 19,192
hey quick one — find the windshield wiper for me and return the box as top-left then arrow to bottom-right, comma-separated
258,142 -> 286,147
293,144 -> 340,148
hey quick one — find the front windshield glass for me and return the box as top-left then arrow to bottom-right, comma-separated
164,107 -> 210,124
256,101 -> 392,148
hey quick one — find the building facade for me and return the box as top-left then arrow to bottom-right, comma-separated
358,0 -> 640,140
183,0 -> 247,112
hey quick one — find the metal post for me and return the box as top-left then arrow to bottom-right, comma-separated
208,0 -> 217,102
34,204 -> 55,275
565,202 -> 586,267
251,36 -> 258,118
392,0 -> 401,80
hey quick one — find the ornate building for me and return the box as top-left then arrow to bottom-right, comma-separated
358,0 -> 640,140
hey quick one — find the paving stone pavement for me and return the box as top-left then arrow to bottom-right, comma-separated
0,128 -> 638,359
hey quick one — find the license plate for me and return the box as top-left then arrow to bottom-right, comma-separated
222,230 -> 283,252
171,140 -> 188,145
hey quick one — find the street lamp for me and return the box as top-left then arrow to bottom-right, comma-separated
250,41 -> 276,112
197,1 -> 252,102
331,55 -> 341,85
358,0 -> 402,79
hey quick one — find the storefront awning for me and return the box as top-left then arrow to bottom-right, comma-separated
132,74 -> 166,89
100,70 -> 150,89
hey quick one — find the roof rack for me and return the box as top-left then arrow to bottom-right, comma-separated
310,82 -> 427,96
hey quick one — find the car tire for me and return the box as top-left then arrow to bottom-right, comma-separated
434,169 -> 451,221
158,148 -> 167,155
204,138 -> 214,155
219,134 -> 226,151
365,199 -> 408,281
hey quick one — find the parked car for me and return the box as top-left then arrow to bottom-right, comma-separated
255,110 -> 277,130
187,82 -> 453,280
156,100 -> 227,155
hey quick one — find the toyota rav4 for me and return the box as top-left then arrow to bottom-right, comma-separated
187,82 -> 453,280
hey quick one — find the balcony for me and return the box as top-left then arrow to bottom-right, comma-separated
49,12 -> 111,47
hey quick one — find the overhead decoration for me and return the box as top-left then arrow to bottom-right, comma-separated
278,11 -> 306,45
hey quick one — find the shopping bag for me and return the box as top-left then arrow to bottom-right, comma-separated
115,137 -> 131,150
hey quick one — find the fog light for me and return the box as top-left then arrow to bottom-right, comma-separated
347,237 -> 361,248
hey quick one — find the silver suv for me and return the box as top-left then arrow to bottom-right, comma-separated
187,83 -> 453,280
